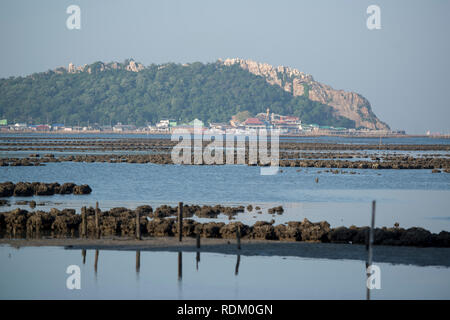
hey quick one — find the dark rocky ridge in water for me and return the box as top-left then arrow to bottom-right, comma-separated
1,136 -> 449,169
1,153 -> 449,170
0,182 -> 92,197
1,206 -> 449,248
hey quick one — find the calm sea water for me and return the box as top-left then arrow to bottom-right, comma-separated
0,246 -> 449,299
1,134 -> 450,299
1,162 -> 449,232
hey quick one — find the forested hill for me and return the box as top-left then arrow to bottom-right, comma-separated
0,60 -> 357,128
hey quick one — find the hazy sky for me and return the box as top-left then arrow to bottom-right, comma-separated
0,0 -> 449,134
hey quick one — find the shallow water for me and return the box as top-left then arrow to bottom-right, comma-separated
0,246 -> 449,299
1,134 -> 450,300
1,162 -> 450,232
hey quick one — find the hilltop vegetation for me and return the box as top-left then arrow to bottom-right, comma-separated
0,61 -> 355,128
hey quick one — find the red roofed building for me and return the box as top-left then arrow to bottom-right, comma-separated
35,125 -> 50,131
280,116 -> 300,122
243,118 -> 271,130
244,118 -> 263,125
271,115 -> 302,133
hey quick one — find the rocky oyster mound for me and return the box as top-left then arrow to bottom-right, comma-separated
1,152 -> 449,170
0,182 -> 92,197
0,206 -> 449,248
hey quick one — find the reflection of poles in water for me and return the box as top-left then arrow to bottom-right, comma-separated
196,232 -> 201,270
235,254 -> 240,276
94,249 -> 99,273
82,249 -> 86,264
366,200 -> 376,300
196,252 -> 200,271
177,252 -> 183,299
178,252 -> 182,280
136,250 -> 141,273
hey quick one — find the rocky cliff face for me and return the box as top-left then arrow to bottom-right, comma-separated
221,58 -> 389,130
56,60 -> 145,75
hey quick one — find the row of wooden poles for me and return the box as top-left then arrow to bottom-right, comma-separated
80,202 -> 101,239
81,200 -> 375,298
81,201 -> 242,250
80,249 -> 241,278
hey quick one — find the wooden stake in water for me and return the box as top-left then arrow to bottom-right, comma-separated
236,225 -> 241,250
95,202 -> 100,239
366,200 -> 376,300
136,211 -> 141,240
178,202 -> 183,242
81,206 -> 87,238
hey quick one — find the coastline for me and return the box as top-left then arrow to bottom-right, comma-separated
1,129 -> 448,139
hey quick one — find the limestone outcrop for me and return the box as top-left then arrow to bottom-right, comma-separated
221,58 -> 389,130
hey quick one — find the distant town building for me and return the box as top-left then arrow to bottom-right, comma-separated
156,119 -> 177,131
13,123 -> 28,130
243,118 -> 271,130
189,119 -> 204,127
271,115 -> 301,133
209,123 -> 229,130
100,125 -> 113,132
35,125 -> 50,131
113,123 -> 136,132
51,123 -> 65,131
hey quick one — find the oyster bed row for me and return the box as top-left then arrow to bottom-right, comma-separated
1,153 -> 449,170
1,137 -> 449,151
1,205 -> 449,248
0,182 -> 92,197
